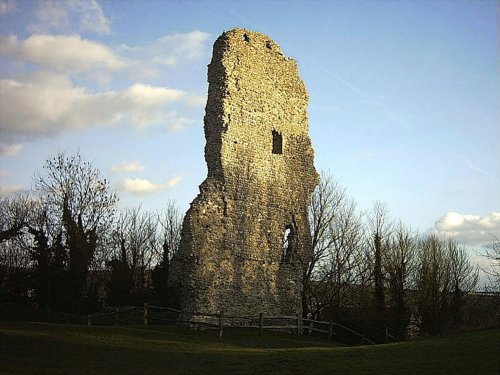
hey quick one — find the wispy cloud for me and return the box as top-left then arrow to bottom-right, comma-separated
303,57 -> 412,132
0,0 -> 16,15
432,211 -> 500,246
460,155 -> 495,180
0,143 -> 23,156
111,161 -> 146,174
117,176 -> 182,195
29,0 -> 111,35
119,30 -> 212,79
131,30 -> 212,67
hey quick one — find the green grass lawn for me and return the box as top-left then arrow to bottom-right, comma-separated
1,322 -> 498,374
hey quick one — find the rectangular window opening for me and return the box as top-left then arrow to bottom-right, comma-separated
272,130 -> 283,154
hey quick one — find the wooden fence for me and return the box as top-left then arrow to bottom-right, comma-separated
86,303 -> 376,345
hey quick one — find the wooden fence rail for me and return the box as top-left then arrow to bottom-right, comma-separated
85,305 -> 376,345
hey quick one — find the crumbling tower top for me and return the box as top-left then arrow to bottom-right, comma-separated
204,28 -> 313,186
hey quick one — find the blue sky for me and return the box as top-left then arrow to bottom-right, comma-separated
0,0 -> 498,250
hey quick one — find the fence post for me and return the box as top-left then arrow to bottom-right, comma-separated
144,302 -> 148,326
218,311 -> 224,339
259,313 -> 264,337
308,320 -> 314,336
114,308 -> 118,326
87,314 -> 91,326
296,315 -> 301,335
328,322 -> 333,341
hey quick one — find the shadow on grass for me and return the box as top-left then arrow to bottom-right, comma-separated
1,322 -> 499,375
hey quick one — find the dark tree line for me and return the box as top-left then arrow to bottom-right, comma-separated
0,152 -> 181,314
303,172 -> 494,339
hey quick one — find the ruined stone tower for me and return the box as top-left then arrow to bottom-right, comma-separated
170,28 -> 318,317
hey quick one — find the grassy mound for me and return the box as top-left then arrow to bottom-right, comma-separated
1,322 -> 498,374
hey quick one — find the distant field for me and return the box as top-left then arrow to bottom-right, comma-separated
1,322 -> 498,374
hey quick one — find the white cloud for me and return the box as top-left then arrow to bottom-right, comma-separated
0,30 -> 210,139
0,143 -> 23,156
0,34 -> 125,73
432,212 -> 500,246
151,31 -> 212,66
30,0 -> 110,35
164,30 -> 211,61
121,30 -> 212,73
124,84 -> 184,107
0,184 -> 24,196
0,31 -> 213,83
0,72 -> 190,137
111,161 -> 146,174
0,0 -> 16,15
117,176 -> 182,195
0,170 -> 12,177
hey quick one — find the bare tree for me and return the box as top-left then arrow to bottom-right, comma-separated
0,192 -> 72,310
415,234 -> 451,334
447,239 -> 479,327
415,235 -> 480,334
158,201 -> 182,271
315,197 -> 364,321
384,222 -> 417,336
304,172 -> 344,318
34,152 -> 117,313
108,206 -> 157,305
480,235 -> 500,292
354,238 -> 374,311
106,202 -> 182,306
368,201 -> 392,320
0,194 -> 36,303
152,201 -> 182,306
305,172 -> 364,320
0,194 -> 36,243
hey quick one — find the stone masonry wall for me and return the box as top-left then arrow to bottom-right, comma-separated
170,28 -> 319,318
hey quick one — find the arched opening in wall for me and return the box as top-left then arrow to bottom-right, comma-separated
282,224 -> 296,263
272,130 -> 283,154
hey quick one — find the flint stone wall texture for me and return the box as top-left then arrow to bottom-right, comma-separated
170,28 -> 319,317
